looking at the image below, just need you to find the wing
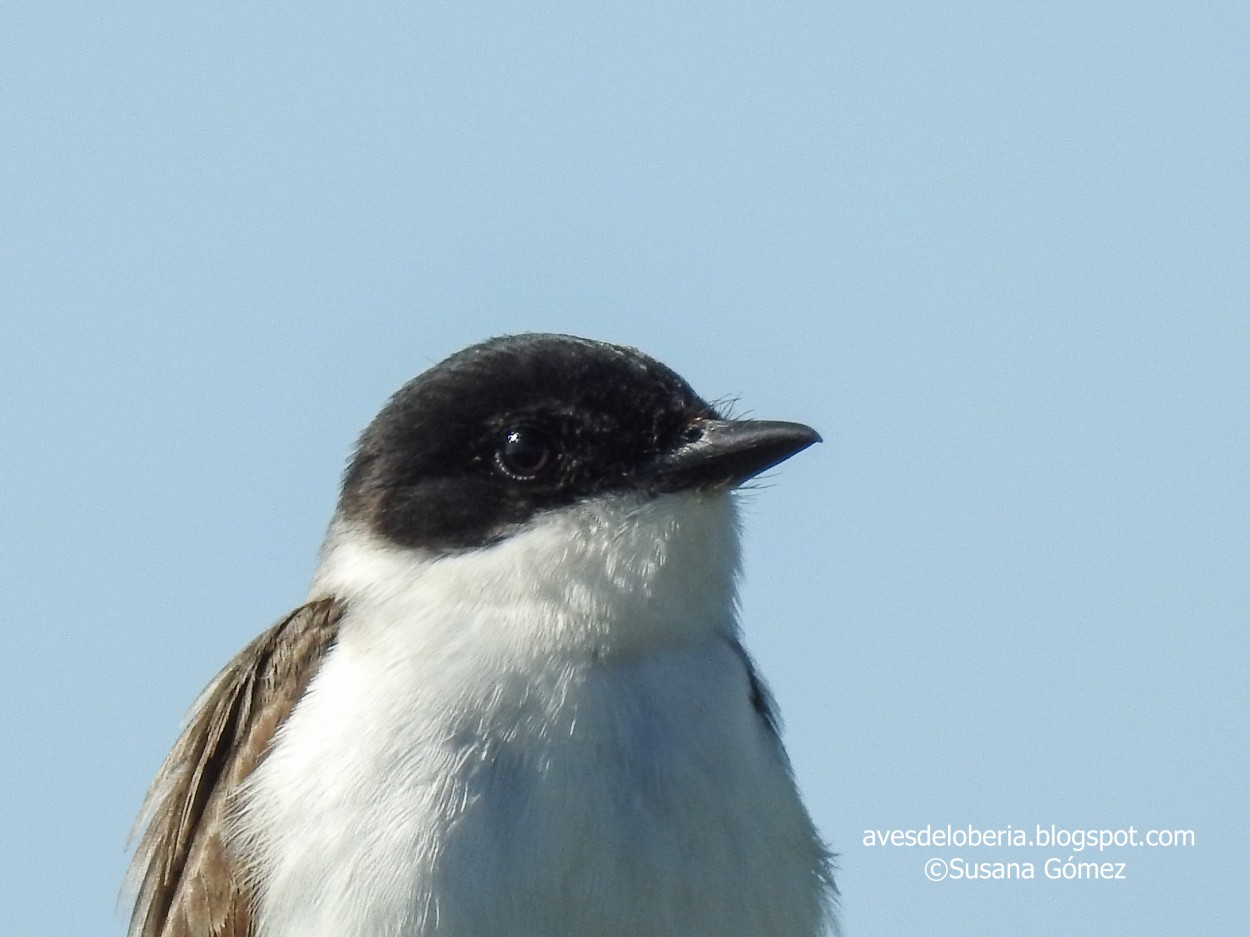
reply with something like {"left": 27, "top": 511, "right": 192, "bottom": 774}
{"left": 127, "top": 597, "right": 346, "bottom": 937}
{"left": 726, "top": 636, "right": 781, "bottom": 736}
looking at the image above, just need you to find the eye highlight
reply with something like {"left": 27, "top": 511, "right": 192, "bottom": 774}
{"left": 493, "top": 426, "right": 556, "bottom": 481}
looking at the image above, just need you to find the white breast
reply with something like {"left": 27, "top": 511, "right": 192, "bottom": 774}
{"left": 236, "top": 491, "right": 830, "bottom": 937}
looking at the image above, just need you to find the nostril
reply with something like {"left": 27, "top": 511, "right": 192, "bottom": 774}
{"left": 679, "top": 424, "right": 705, "bottom": 445}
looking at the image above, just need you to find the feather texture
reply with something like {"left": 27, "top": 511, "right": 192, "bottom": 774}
{"left": 127, "top": 598, "right": 345, "bottom": 937}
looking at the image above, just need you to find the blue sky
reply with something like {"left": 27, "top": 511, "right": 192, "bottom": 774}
{"left": 2, "top": 4, "right": 1246, "bottom": 935}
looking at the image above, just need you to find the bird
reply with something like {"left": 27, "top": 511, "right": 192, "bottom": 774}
{"left": 127, "top": 332, "right": 834, "bottom": 937}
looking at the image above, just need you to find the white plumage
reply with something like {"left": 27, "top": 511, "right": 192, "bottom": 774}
{"left": 236, "top": 490, "right": 830, "bottom": 937}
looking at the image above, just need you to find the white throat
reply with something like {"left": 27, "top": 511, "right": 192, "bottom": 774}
{"left": 235, "top": 489, "right": 826, "bottom": 937}
{"left": 310, "top": 488, "right": 743, "bottom": 659}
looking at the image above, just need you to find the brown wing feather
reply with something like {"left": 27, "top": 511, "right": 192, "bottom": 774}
{"left": 127, "top": 597, "right": 346, "bottom": 937}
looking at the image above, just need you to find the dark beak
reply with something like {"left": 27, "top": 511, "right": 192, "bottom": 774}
{"left": 649, "top": 419, "right": 821, "bottom": 492}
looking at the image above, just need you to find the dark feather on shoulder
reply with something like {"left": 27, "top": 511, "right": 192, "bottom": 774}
{"left": 127, "top": 598, "right": 345, "bottom": 937}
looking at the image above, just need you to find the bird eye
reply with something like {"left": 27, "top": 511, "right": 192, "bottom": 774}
{"left": 494, "top": 426, "right": 555, "bottom": 481}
